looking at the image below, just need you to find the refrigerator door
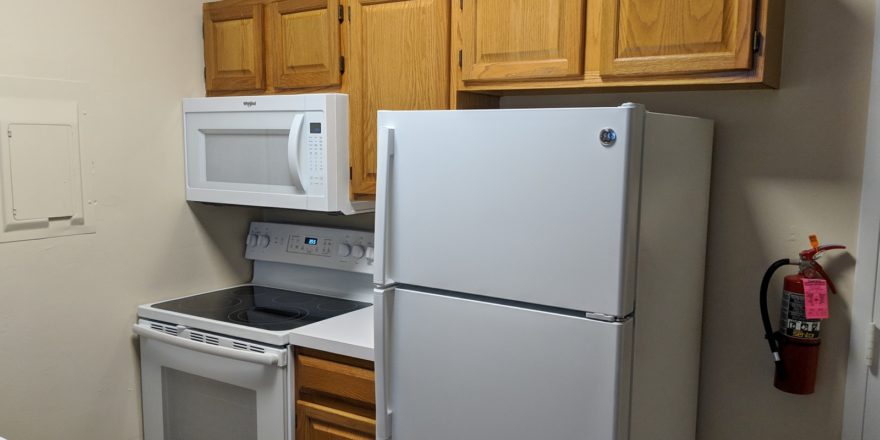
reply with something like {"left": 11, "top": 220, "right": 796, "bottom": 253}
{"left": 379, "top": 288, "right": 633, "bottom": 440}
{"left": 374, "top": 106, "right": 644, "bottom": 316}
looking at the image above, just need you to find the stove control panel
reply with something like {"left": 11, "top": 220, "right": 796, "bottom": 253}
{"left": 245, "top": 222, "right": 374, "bottom": 274}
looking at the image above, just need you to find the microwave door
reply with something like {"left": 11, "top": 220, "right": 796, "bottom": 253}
{"left": 286, "top": 113, "right": 306, "bottom": 194}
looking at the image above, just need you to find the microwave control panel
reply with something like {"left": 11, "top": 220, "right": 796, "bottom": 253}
{"left": 305, "top": 120, "right": 326, "bottom": 191}
{"left": 245, "top": 222, "right": 373, "bottom": 274}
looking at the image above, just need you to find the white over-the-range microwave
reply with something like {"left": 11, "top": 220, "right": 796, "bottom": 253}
{"left": 183, "top": 94, "right": 372, "bottom": 214}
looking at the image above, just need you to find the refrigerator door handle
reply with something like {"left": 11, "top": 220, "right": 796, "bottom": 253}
{"left": 374, "top": 127, "right": 395, "bottom": 285}
{"left": 374, "top": 288, "right": 393, "bottom": 439}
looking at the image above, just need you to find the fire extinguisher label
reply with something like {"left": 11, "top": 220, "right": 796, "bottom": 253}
{"left": 780, "top": 290, "right": 822, "bottom": 339}
{"left": 803, "top": 279, "right": 830, "bottom": 319}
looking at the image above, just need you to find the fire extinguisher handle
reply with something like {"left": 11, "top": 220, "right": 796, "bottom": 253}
{"left": 760, "top": 258, "right": 798, "bottom": 373}
{"left": 812, "top": 262, "right": 838, "bottom": 294}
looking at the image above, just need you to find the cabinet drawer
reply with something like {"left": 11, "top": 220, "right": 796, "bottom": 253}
{"left": 295, "top": 348, "right": 375, "bottom": 406}
{"left": 296, "top": 400, "right": 376, "bottom": 439}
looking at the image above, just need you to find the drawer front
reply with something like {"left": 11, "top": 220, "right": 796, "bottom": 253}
{"left": 296, "top": 400, "right": 376, "bottom": 439}
{"left": 296, "top": 349, "right": 376, "bottom": 406}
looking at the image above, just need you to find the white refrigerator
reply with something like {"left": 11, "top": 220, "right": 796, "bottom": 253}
{"left": 373, "top": 104, "right": 713, "bottom": 440}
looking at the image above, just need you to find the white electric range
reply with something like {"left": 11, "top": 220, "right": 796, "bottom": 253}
{"left": 133, "top": 222, "right": 375, "bottom": 440}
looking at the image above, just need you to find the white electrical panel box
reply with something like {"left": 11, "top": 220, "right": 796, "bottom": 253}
{"left": 0, "top": 95, "right": 94, "bottom": 242}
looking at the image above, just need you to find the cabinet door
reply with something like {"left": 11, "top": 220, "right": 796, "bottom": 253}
{"left": 296, "top": 401, "right": 376, "bottom": 440}
{"left": 266, "top": 0, "right": 342, "bottom": 90}
{"left": 204, "top": 3, "right": 266, "bottom": 93}
{"left": 461, "top": 0, "right": 586, "bottom": 82}
{"left": 600, "top": 0, "right": 756, "bottom": 76}
{"left": 348, "top": 0, "right": 450, "bottom": 197}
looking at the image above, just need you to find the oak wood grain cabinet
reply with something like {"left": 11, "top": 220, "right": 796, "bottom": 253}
{"left": 460, "top": 0, "right": 586, "bottom": 82}
{"left": 294, "top": 348, "right": 376, "bottom": 440}
{"left": 453, "top": 0, "right": 785, "bottom": 92}
{"left": 599, "top": 0, "right": 756, "bottom": 76}
{"left": 347, "top": 0, "right": 450, "bottom": 197}
{"left": 266, "top": 0, "right": 343, "bottom": 90}
{"left": 203, "top": 2, "right": 266, "bottom": 93}
{"left": 203, "top": 0, "right": 343, "bottom": 95}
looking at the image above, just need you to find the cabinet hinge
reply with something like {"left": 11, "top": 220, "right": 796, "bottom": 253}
{"left": 867, "top": 322, "right": 878, "bottom": 368}
{"left": 339, "top": 56, "right": 345, "bottom": 74}
{"left": 458, "top": 50, "right": 462, "bottom": 68}
{"left": 203, "top": 67, "right": 206, "bottom": 81}
{"left": 338, "top": 4, "right": 344, "bottom": 22}
{"left": 752, "top": 30, "right": 763, "bottom": 53}
{"left": 349, "top": 166, "right": 353, "bottom": 180}
{"left": 459, "top": 0, "right": 463, "bottom": 9}
{"left": 348, "top": 6, "right": 351, "bottom": 21}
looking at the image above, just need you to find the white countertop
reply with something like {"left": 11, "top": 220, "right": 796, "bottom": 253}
{"left": 288, "top": 306, "right": 374, "bottom": 361}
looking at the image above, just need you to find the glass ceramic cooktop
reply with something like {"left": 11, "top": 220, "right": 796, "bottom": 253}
{"left": 152, "top": 285, "right": 371, "bottom": 331}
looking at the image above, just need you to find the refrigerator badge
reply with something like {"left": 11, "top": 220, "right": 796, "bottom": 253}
{"left": 599, "top": 128, "right": 617, "bottom": 147}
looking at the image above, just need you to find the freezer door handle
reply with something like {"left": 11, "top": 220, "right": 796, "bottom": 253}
{"left": 374, "top": 127, "right": 395, "bottom": 285}
{"left": 132, "top": 324, "right": 286, "bottom": 367}
{"left": 374, "top": 289, "right": 393, "bottom": 439}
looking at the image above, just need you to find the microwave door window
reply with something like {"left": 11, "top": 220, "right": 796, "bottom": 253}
{"left": 202, "top": 129, "right": 294, "bottom": 186}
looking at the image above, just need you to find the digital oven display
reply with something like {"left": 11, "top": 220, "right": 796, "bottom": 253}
{"left": 304, "top": 237, "right": 319, "bottom": 246}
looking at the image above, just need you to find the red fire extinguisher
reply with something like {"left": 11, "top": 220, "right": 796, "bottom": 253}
{"left": 759, "top": 235, "right": 845, "bottom": 394}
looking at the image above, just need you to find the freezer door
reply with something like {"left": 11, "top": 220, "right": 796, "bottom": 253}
{"left": 381, "top": 288, "right": 633, "bottom": 440}
{"left": 375, "top": 106, "right": 644, "bottom": 316}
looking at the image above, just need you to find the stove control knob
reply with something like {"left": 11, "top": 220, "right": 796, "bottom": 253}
{"left": 246, "top": 234, "right": 258, "bottom": 247}
{"left": 337, "top": 243, "right": 352, "bottom": 257}
{"left": 258, "top": 235, "right": 271, "bottom": 248}
{"left": 365, "top": 246, "right": 375, "bottom": 264}
{"left": 351, "top": 245, "right": 366, "bottom": 259}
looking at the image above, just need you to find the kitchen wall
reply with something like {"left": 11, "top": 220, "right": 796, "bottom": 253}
{"left": 504, "top": 1, "right": 874, "bottom": 439}
{"left": 0, "top": 1, "right": 259, "bottom": 439}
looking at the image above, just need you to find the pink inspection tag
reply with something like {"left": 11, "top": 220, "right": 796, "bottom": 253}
{"left": 803, "top": 279, "right": 830, "bottom": 320}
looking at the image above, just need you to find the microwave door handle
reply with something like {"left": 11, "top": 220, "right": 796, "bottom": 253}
{"left": 287, "top": 113, "right": 307, "bottom": 193}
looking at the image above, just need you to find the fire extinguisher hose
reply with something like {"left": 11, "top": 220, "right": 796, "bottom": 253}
{"left": 760, "top": 258, "right": 796, "bottom": 376}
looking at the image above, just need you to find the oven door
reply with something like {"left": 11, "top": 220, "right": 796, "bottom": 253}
{"left": 135, "top": 321, "right": 289, "bottom": 440}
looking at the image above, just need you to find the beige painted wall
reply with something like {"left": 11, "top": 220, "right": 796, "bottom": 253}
{"left": 0, "top": 1, "right": 259, "bottom": 439}
{"left": 504, "top": 1, "right": 874, "bottom": 439}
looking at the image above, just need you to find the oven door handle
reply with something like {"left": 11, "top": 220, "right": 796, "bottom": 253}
{"left": 132, "top": 324, "right": 286, "bottom": 367}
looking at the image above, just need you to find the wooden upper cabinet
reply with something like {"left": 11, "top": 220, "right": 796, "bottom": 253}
{"left": 266, "top": 0, "right": 342, "bottom": 90}
{"left": 600, "top": 0, "right": 757, "bottom": 76}
{"left": 348, "top": 0, "right": 450, "bottom": 197}
{"left": 204, "top": 3, "right": 266, "bottom": 93}
{"left": 461, "top": 0, "right": 586, "bottom": 82}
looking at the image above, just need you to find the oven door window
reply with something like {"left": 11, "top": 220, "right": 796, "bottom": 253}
{"left": 162, "top": 367, "right": 258, "bottom": 440}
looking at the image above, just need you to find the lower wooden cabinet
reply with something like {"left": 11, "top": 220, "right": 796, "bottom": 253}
{"left": 294, "top": 348, "right": 376, "bottom": 439}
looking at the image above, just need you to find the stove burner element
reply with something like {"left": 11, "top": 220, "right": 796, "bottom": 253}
{"left": 150, "top": 285, "right": 371, "bottom": 331}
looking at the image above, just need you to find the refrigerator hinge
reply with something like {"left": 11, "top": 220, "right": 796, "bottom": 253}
{"left": 585, "top": 312, "right": 629, "bottom": 323}
{"left": 867, "top": 322, "right": 878, "bottom": 368}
